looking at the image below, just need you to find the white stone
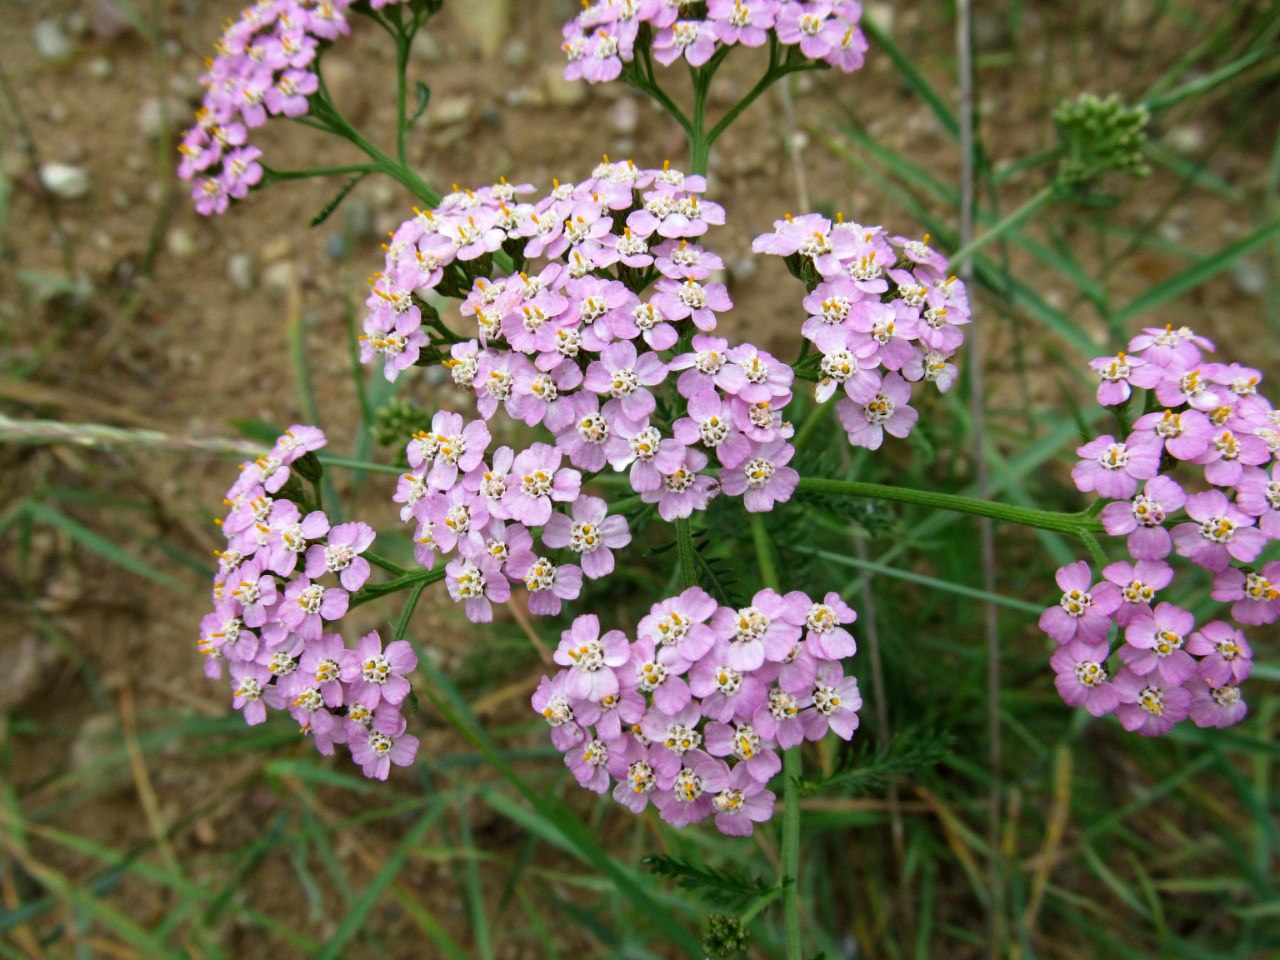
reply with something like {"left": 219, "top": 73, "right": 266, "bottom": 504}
{"left": 227, "top": 253, "right": 255, "bottom": 292}
{"left": 34, "top": 20, "right": 74, "bottom": 60}
{"left": 263, "top": 261, "right": 296, "bottom": 297}
{"left": 137, "top": 97, "right": 186, "bottom": 138}
{"left": 502, "top": 38, "right": 530, "bottom": 68}
{"left": 166, "top": 228, "right": 198, "bottom": 258}
{"left": 1233, "top": 258, "right": 1266, "bottom": 297}
{"left": 39, "top": 163, "right": 90, "bottom": 199}
{"left": 610, "top": 96, "right": 640, "bottom": 136}
{"left": 427, "top": 95, "right": 473, "bottom": 128}
{"left": 447, "top": 0, "right": 509, "bottom": 59}
{"left": 543, "top": 65, "right": 586, "bottom": 107}
{"left": 864, "top": 3, "right": 894, "bottom": 34}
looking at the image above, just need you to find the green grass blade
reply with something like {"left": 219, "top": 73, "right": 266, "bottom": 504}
{"left": 315, "top": 801, "right": 446, "bottom": 960}
{"left": 457, "top": 798, "right": 494, "bottom": 960}
{"left": 20, "top": 500, "right": 186, "bottom": 590}
{"left": 411, "top": 656, "right": 706, "bottom": 956}
{"left": 1116, "top": 219, "right": 1280, "bottom": 322}
{"left": 812, "top": 548, "right": 1043, "bottom": 614}
{"left": 858, "top": 17, "right": 959, "bottom": 138}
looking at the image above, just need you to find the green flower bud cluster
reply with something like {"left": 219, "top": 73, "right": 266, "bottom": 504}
{"left": 702, "top": 913, "right": 750, "bottom": 958}
{"left": 372, "top": 398, "right": 430, "bottom": 450}
{"left": 1054, "top": 93, "right": 1151, "bottom": 191}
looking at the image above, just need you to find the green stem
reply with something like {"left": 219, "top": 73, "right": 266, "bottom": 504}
{"left": 263, "top": 163, "right": 380, "bottom": 182}
{"left": 629, "top": 73, "right": 691, "bottom": 136}
{"left": 395, "top": 33, "right": 411, "bottom": 165}
{"left": 946, "top": 184, "right": 1055, "bottom": 268}
{"left": 791, "top": 400, "right": 832, "bottom": 452}
{"left": 364, "top": 550, "right": 409, "bottom": 576}
{"left": 674, "top": 518, "right": 699, "bottom": 590}
{"left": 751, "top": 510, "right": 801, "bottom": 960}
{"left": 689, "top": 62, "right": 713, "bottom": 176}
{"left": 298, "top": 52, "right": 442, "bottom": 211}
{"left": 749, "top": 513, "right": 780, "bottom": 590}
{"left": 795, "top": 476, "right": 1101, "bottom": 536}
{"left": 781, "top": 746, "right": 803, "bottom": 960}
{"left": 350, "top": 567, "right": 446, "bottom": 610}
{"left": 707, "top": 59, "right": 822, "bottom": 146}
{"left": 738, "top": 886, "right": 784, "bottom": 925}
{"left": 1079, "top": 530, "right": 1110, "bottom": 570}
{"left": 409, "top": 658, "right": 706, "bottom": 955}
{"left": 316, "top": 455, "right": 404, "bottom": 475}
{"left": 392, "top": 579, "right": 428, "bottom": 641}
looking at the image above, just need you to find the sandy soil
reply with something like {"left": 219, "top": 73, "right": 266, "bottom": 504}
{"left": 1, "top": 0, "right": 1276, "bottom": 956}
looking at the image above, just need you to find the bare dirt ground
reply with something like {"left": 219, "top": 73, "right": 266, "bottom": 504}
{"left": 2, "top": 0, "right": 1277, "bottom": 956}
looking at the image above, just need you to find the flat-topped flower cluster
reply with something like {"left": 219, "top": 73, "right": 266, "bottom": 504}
{"left": 751, "top": 214, "right": 971, "bottom": 449}
{"left": 199, "top": 426, "right": 420, "bottom": 780}
{"left": 367, "top": 160, "right": 967, "bottom": 627}
{"left": 561, "top": 0, "right": 868, "bottom": 80}
{"left": 1045, "top": 326, "right": 1279, "bottom": 734}
{"left": 533, "top": 587, "right": 860, "bottom": 834}
{"left": 178, "top": 0, "right": 418, "bottom": 215}
{"left": 397, "top": 409, "right": 634, "bottom": 621}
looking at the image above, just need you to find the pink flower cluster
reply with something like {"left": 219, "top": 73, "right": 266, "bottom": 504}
{"left": 752, "top": 216, "right": 971, "bottom": 450}
{"left": 367, "top": 161, "right": 808, "bottom": 562}
{"left": 394, "top": 409, "right": 633, "bottom": 621}
{"left": 178, "top": 0, "right": 413, "bottom": 215}
{"left": 1044, "top": 326, "right": 1279, "bottom": 735}
{"left": 532, "top": 587, "right": 860, "bottom": 833}
{"left": 561, "top": 0, "right": 868, "bottom": 81}
{"left": 199, "top": 426, "right": 420, "bottom": 780}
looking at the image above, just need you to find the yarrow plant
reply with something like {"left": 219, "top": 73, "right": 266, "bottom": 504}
{"left": 181, "top": 0, "right": 1271, "bottom": 954}
{"left": 1042, "top": 328, "right": 1278, "bottom": 734}
{"left": 560, "top": 0, "right": 868, "bottom": 80}
{"left": 200, "top": 425, "right": 421, "bottom": 779}
{"left": 535, "top": 589, "right": 860, "bottom": 834}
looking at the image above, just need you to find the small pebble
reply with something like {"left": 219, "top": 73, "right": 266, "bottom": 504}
{"left": 87, "top": 57, "right": 113, "bottom": 80}
{"left": 65, "top": 11, "right": 90, "bottom": 39}
{"left": 263, "top": 261, "right": 296, "bottom": 297}
{"left": 731, "top": 254, "right": 758, "bottom": 281}
{"left": 864, "top": 2, "right": 894, "bottom": 34}
{"left": 227, "top": 252, "right": 255, "bottom": 292}
{"left": 34, "top": 20, "right": 74, "bottom": 61}
{"left": 136, "top": 97, "right": 187, "bottom": 137}
{"left": 166, "top": 228, "right": 197, "bottom": 258}
{"left": 428, "top": 95, "right": 474, "bottom": 128}
{"left": 610, "top": 96, "right": 640, "bottom": 136}
{"left": 39, "top": 162, "right": 90, "bottom": 199}
{"left": 501, "top": 38, "right": 530, "bottom": 68}
{"left": 411, "top": 31, "right": 442, "bottom": 63}
{"left": 450, "top": 0, "right": 509, "bottom": 59}
{"left": 346, "top": 198, "right": 374, "bottom": 239}
{"left": 542, "top": 65, "right": 586, "bottom": 107}
{"left": 370, "top": 181, "right": 396, "bottom": 211}
{"left": 325, "top": 234, "right": 348, "bottom": 260}
{"left": 1163, "top": 124, "right": 1205, "bottom": 154}
{"left": 1232, "top": 258, "right": 1266, "bottom": 297}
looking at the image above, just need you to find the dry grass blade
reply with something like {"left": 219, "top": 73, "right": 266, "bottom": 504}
{"left": 1021, "top": 746, "right": 1074, "bottom": 938}
{"left": 471, "top": 670, "right": 542, "bottom": 718}
{"left": 283, "top": 778, "right": 469, "bottom": 956}
{"left": 118, "top": 685, "right": 181, "bottom": 876}
{"left": 0, "top": 866, "right": 48, "bottom": 960}
{"left": 0, "top": 415, "right": 260, "bottom": 458}
{"left": 506, "top": 598, "right": 554, "bottom": 665}
{"left": 913, "top": 784, "right": 988, "bottom": 903}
